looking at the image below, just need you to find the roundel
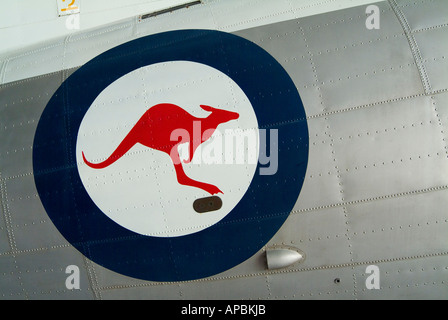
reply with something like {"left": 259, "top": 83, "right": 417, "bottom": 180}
{"left": 33, "top": 30, "right": 309, "bottom": 282}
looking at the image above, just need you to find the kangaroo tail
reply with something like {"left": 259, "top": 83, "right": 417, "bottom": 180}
{"left": 82, "top": 133, "right": 137, "bottom": 169}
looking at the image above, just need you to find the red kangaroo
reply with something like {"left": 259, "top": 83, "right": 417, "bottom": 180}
{"left": 82, "top": 103, "right": 239, "bottom": 195}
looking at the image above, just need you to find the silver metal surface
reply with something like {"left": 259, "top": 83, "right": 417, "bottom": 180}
{"left": 0, "top": 0, "right": 447, "bottom": 299}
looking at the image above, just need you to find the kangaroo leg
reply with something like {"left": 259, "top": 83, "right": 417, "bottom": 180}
{"left": 169, "top": 151, "right": 223, "bottom": 195}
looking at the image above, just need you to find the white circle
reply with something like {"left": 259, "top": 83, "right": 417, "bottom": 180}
{"left": 76, "top": 61, "right": 259, "bottom": 237}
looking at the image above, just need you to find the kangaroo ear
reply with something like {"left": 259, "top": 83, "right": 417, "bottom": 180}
{"left": 200, "top": 105, "right": 215, "bottom": 112}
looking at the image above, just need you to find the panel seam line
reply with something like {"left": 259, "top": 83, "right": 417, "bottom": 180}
{"left": 388, "top": 0, "right": 432, "bottom": 94}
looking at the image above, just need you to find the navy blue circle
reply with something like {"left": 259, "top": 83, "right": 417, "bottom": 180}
{"left": 33, "top": 30, "right": 308, "bottom": 281}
